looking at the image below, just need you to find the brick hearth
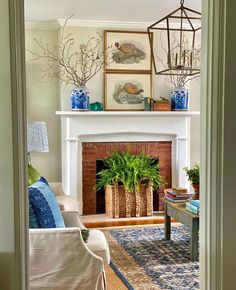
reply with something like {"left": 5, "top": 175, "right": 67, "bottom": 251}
{"left": 82, "top": 141, "right": 172, "bottom": 215}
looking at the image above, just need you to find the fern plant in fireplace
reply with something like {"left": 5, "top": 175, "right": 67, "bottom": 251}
{"left": 96, "top": 151, "right": 165, "bottom": 218}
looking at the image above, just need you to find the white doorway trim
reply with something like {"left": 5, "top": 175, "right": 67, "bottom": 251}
{"left": 5, "top": 0, "right": 236, "bottom": 288}
{"left": 200, "top": 0, "right": 236, "bottom": 289}
{"left": 0, "top": 0, "right": 28, "bottom": 288}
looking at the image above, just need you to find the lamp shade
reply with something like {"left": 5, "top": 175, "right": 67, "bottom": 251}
{"left": 27, "top": 122, "right": 49, "bottom": 153}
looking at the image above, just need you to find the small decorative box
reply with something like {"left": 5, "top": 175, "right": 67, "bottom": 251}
{"left": 153, "top": 97, "right": 171, "bottom": 111}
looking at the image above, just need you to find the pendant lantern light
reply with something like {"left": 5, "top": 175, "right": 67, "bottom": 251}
{"left": 147, "top": 0, "right": 201, "bottom": 76}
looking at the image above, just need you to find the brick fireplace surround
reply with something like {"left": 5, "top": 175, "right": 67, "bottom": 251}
{"left": 56, "top": 111, "right": 200, "bottom": 215}
{"left": 82, "top": 141, "right": 172, "bottom": 215}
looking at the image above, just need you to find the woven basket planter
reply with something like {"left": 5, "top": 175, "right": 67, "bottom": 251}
{"left": 105, "top": 183, "right": 153, "bottom": 218}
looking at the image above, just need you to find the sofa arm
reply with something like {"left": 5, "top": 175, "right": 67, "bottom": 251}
{"left": 49, "top": 182, "right": 65, "bottom": 196}
{"left": 61, "top": 211, "right": 86, "bottom": 229}
{"left": 29, "top": 228, "right": 105, "bottom": 290}
{"left": 56, "top": 195, "right": 80, "bottom": 212}
{"left": 49, "top": 182, "right": 80, "bottom": 212}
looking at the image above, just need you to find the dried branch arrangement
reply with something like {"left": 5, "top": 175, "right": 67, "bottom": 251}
{"left": 27, "top": 17, "right": 112, "bottom": 87}
{"left": 156, "top": 32, "right": 201, "bottom": 87}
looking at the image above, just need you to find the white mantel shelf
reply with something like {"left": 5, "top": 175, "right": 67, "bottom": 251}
{"left": 56, "top": 111, "right": 200, "bottom": 117}
{"left": 58, "top": 109, "right": 199, "bottom": 212}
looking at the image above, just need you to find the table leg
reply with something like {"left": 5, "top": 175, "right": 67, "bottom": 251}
{"left": 164, "top": 204, "right": 171, "bottom": 240}
{"left": 190, "top": 218, "right": 199, "bottom": 261}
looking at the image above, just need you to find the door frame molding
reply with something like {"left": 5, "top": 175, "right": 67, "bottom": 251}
{"left": 9, "top": 0, "right": 28, "bottom": 288}
{"left": 200, "top": 0, "right": 236, "bottom": 289}
{"left": 8, "top": 0, "right": 235, "bottom": 288}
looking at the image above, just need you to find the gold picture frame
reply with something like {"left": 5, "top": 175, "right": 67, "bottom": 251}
{"left": 104, "top": 72, "right": 153, "bottom": 111}
{"left": 104, "top": 30, "right": 153, "bottom": 73}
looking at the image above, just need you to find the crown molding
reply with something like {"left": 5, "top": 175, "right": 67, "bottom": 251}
{"left": 25, "top": 20, "right": 60, "bottom": 30}
{"left": 25, "top": 19, "right": 153, "bottom": 30}
{"left": 25, "top": 19, "right": 195, "bottom": 31}
{"left": 57, "top": 19, "right": 152, "bottom": 29}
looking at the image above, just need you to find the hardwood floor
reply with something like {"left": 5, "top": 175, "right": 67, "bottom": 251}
{"left": 82, "top": 212, "right": 166, "bottom": 228}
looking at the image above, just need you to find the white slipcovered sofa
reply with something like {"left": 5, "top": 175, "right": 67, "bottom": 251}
{"left": 29, "top": 183, "right": 110, "bottom": 290}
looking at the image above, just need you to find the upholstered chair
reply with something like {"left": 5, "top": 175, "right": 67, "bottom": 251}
{"left": 29, "top": 183, "right": 110, "bottom": 290}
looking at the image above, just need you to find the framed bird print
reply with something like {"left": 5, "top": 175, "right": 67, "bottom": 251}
{"left": 105, "top": 72, "right": 152, "bottom": 111}
{"left": 104, "top": 30, "right": 153, "bottom": 73}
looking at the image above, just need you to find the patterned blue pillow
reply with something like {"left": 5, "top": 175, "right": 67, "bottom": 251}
{"left": 29, "top": 181, "right": 65, "bottom": 228}
{"left": 38, "top": 176, "right": 49, "bottom": 186}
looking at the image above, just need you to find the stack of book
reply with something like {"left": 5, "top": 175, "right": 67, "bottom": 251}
{"left": 164, "top": 187, "right": 194, "bottom": 203}
{"left": 186, "top": 200, "right": 200, "bottom": 214}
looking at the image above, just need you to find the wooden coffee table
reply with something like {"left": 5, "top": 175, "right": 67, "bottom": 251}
{"left": 163, "top": 199, "right": 199, "bottom": 261}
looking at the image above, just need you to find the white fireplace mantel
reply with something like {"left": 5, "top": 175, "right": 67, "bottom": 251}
{"left": 56, "top": 111, "right": 200, "bottom": 117}
{"left": 56, "top": 110, "right": 200, "bottom": 212}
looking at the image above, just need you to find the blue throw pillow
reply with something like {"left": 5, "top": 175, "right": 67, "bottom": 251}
{"left": 38, "top": 176, "right": 49, "bottom": 186}
{"left": 29, "top": 180, "right": 65, "bottom": 228}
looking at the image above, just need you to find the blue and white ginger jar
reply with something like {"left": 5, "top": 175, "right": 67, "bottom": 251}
{"left": 171, "top": 86, "right": 189, "bottom": 111}
{"left": 71, "top": 86, "right": 90, "bottom": 110}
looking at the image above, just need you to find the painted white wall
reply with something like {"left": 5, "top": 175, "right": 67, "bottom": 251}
{"left": 24, "top": 0, "right": 201, "bottom": 22}
{"left": 25, "top": 29, "right": 61, "bottom": 182}
{"left": 25, "top": 24, "right": 200, "bottom": 181}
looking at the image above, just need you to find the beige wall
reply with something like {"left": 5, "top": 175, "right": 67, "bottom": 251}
{"left": 25, "top": 29, "right": 61, "bottom": 182}
{"left": 0, "top": 0, "right": 26, "bottom": 288}
{"left": 25, "top": 25, "right": 200, "bottom": 181}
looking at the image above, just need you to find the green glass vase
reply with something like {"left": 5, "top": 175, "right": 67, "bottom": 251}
{"left": 28, "top": 163, "right": 41, "bottom": 186}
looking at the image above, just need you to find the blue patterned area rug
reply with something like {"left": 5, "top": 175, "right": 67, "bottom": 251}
{"left": 103, "top": 225, "right": 199, "bottom": 290}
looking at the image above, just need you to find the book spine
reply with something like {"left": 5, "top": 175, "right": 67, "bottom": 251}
{"left": 186, "top": 203, "right": 199, "bottom": 214}
{"left": 186, "top": 206, "right": 198, "bottom": 215}
{"left": 172, "top": 187, "right": 188, "bottom": 194}
{"left": 166, "top": 193, "right": 188, "bottom": 200}
{"left": 190, "top": 200, "right": 200, "bottom": 208}
{"left": 164, "top": 196, "right": 188, "bottom": 203}
{"left": 167, "top": 191, "right": 193, "bottom": 199}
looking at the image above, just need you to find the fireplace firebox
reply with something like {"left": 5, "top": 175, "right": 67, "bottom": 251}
{"left": 82, "top": 141, "right": 172, "bottom": 215}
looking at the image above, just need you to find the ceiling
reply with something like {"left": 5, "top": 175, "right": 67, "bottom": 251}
{"left": 25, "top": 0, "right": 201, "bottom": 22}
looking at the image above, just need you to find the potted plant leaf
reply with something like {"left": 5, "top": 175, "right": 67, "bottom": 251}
{"left": 184, "top": 163, "right": 200, "bottom": 199}
{"left": 96, "top": 151, "right": 165, "bottom": 218}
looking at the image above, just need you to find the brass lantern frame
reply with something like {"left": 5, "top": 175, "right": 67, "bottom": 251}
{"left": 147, "top": 0, "right": 201, "bottom": 76}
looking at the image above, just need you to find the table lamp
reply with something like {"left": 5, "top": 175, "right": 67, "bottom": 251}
{"left": 27, "top": 121, "right": 49, "bottom": 185}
